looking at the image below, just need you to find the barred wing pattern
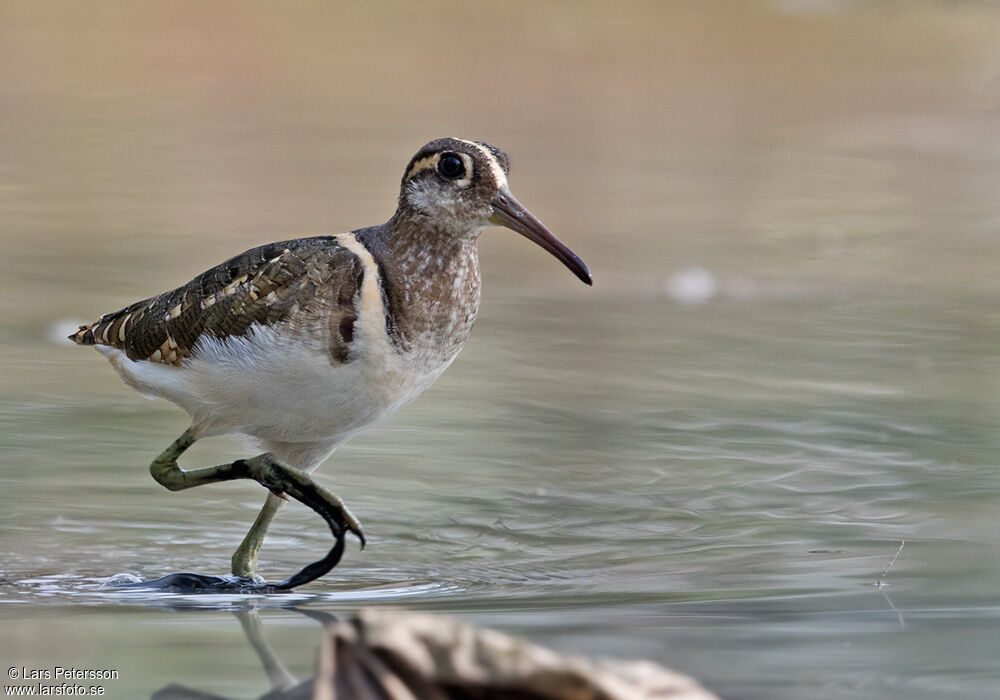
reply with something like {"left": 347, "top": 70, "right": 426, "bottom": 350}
{"left": 72, "top": 236, "right": 364, "bottom": 366}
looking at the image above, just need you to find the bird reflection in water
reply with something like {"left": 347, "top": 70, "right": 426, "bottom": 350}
{"left": 151, "top": 607, "right": 331, "bottom": 700}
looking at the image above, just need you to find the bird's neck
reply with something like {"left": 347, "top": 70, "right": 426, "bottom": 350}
{"left": 355, "top": 217, "right": 482, "bottom": 360}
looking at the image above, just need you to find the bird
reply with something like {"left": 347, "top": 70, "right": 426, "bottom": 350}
{"left": 71, "top": 138, "right": 592, "bottom": 591}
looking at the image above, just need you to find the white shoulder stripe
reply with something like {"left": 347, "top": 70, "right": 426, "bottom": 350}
{"left": 334, "top": 233, "right": 396, "bottom": 356}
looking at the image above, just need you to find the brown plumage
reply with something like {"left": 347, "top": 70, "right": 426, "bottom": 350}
{"left": 69, "top": 138, "right": 592, "bottom": 591}
{"left": 72, "top": 237, "right": 364, "bottom": 366}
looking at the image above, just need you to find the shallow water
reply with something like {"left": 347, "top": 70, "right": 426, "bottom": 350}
{"left": 2, "top": 2, "right": 1000, "bottom": 699}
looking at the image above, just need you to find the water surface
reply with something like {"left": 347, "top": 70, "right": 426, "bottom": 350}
{"left": 2, "top": 2, "right": 999, "bottom": 699}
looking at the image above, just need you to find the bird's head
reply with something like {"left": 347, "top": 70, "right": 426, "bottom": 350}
{"left": 397, "top": 138, "right": 592, "bottom": 285}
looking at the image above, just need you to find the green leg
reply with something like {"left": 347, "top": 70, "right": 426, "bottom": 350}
{"left": 148, "top": 428, "right": 365, "bottom": 585}
{"left": 231, "top": 493, "right": 285, "bottom": 579}
{"left": 235, "top": 609, "right": 297, "bottom": 691}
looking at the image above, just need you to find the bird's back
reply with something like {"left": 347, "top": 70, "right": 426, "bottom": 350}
{"left": 72, "top": 236, "right": 363, "bottom": 366}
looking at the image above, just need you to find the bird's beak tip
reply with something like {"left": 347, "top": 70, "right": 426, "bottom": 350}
{"left": 490, "top": 189, "right": 593, "bottom": 287}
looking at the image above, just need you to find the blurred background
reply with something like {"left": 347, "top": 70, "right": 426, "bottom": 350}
{"left": 1, "top": 1, "right": 999, "bottom": 698}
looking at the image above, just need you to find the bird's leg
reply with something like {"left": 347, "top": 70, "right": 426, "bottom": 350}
{"left": 143, "top": 427, "right": 365, "bottom": 590}
{"left": 231, "top": 492, "right": 286, "bottom": 579}
{"left": 234, "top": 609, "right": 298, "bottom": 692}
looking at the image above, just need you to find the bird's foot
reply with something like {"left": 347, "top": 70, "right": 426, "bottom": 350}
{"left": 113, "top": 456, "right": 355, "bottom": 592}
{"left": 112, "top": 572, "right": 289, "bottom": 594}
{"left": 108, "top": 534, "right": 343, "bottom": 593}
{"left": 143, "top": 433, "right": 364, "bottom": 591}
{"left": 237, "top": 454, "right": 366, "bottom": 549}
{"left": 219, "top": 453, "right": 362, "bottom": 589}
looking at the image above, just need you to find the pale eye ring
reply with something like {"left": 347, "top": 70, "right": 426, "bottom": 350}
{"left": 437, "top": 153, "right": 466, "bottom": 180}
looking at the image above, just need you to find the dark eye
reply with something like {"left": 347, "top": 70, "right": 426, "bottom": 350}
{"left": 438, "top": 154, "right": 465, "bottom": 180}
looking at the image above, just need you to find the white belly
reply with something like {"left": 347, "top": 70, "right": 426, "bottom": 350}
{"left": 98, "top": 321, "right": 454, "bottom": 467}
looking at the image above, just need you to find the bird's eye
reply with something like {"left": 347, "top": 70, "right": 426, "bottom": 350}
{"left": 438, "top": 154, "right": 465, "bottom": 180}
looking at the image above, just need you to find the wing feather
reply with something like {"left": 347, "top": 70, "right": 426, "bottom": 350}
{"left": 72, "top": 236, "right": 364, "bottom": 365}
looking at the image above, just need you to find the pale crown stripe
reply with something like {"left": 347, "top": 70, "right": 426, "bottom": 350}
{"left": 456, "top": 139, "right": 508, "bottom": 189}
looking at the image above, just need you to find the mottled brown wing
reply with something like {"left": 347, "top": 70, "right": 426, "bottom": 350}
{"left": 72, "top": 236, "right": 364, "bottom": 365}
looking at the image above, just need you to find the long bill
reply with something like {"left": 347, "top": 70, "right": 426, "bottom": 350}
{"left": 489, "top": 187, "right": 593, "bottom": 285}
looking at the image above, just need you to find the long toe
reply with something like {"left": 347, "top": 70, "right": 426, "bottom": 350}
{"left": 246, "top": 455, "right": 362, "bottom": 547}
{"left": 273, "top": 535, "right": 346, "bottom": 590}
{"left": 113, "top": 572, "right": 288, "bottom": 594}
{"left": 338, "top": 502, "right": 366, "bottom": 549}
